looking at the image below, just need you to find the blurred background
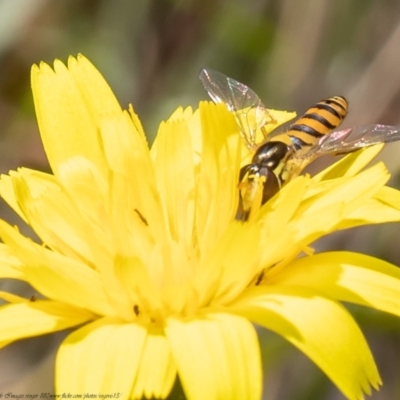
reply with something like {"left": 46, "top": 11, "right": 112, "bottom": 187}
{"left": 1, "top": 0, "right": 400, "bottom": 399}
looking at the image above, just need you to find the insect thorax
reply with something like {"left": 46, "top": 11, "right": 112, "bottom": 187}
{"left": 252, "top": 141, "right": 292, "bottom": 184}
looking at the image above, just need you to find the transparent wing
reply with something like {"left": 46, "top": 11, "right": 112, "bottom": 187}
{"left": 282, "top": 124, "right": 400, "bottom": 183}
{"left": 199, "top": 68, "right": 273, "bottom": 149}
{"left": 294, "top": 124, "right": 400, "bottom": 161}
{"left": 315, "top": 124, "right": 400, "bottom": 155}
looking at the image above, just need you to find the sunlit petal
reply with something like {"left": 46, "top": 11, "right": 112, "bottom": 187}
{"left": 57, "top": 318, "right": 147, "bottom": 399}
{"left": 166, "top": 314, "right": 262, "bottom": 400}
{"left": 0, "top": 301, "right": 95, "bottom": 349}
{"left": 232, "top": 286, "right": 380, "bottom": 400}
{"left": 131, "top": 331, "right": 176, "bottom": 399}
{"left": 271, "top": 251, "right": 400, "bottom": 317}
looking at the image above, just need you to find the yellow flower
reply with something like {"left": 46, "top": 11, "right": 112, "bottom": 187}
{"left": 1, "top": 55, "right": 400, "bottom": 400}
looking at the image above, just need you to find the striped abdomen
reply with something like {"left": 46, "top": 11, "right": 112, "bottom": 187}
{"left": 286, "top": 96, "right": 348, "bottom": 150}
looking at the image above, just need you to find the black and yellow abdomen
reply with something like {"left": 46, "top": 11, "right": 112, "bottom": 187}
{"left": 286, "top": 96, "right": 348, "bottom": 150}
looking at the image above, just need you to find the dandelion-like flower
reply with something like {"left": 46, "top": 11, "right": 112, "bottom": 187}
{"left": 1, "top": 55, "right": 400, "bottom": 400}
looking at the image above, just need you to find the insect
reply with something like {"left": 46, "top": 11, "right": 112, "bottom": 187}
{"left": 199, "top": 68, "right": 400, "bottom": 220}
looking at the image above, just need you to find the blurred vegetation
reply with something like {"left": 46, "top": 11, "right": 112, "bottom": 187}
{"left": 1, "top": 0, "right": 400, "bottom": 399}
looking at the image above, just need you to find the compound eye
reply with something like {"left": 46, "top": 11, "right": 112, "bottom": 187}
{"left": 260, "top": 167, "right": 280, "bottom": 203}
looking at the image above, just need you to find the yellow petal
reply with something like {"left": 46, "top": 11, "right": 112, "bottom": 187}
{"left": 256, "top": 164, "right": 391, "bottom": 272}
{"left": 289, "top": 163, "right": 389, "bottom": 247}
{"left": 0, "top": 301, "right": 94, "bottom": 349}
{"left": 272, "top": 251, "right": 400, "bottom": 317}
{"left": 57, "top": 156, "right": 108, "bottom": 211}
{"left": 31, "top": 55, "right": 121, "bottom": 176}
{"left": 0, "top": 220, "right": 113, "bottom": 316}
{"left": 298, "top": 162, "right": 389, "bottom": 217}
{"left": 11, "top": 169, "right": 106, "bottom": 265}
{"left": 336, "top": 186, "right": 400, "bottom": 229}
{"left": 0, "top": 173, "right": 27, "bottom": 222}
{"left": 197, "top": 221, "right": 262, "bottom": 306}
{"left": 131, "top": 331, "right": 176, "bottom": 399}
{"left": 113, "top": 254, "right": 161, "bottom": 318}
{"left": 232, "top": 286, "right": 380, "bottom": 400}
{"left": 100, "top": 112, "right": 168, "bottom": 250}
{"left": 151, "top": 117, "right": 196, "bottom": 246}
{"left": 0, "top": 291, "right": 30, "bottom": 303}
{"left": 100, "top": 111, "right": 150, "bottom": 185}
{"left": 128, "top": 104, "right": 147, "bottom": 145}
{"left": 262, "top": 202, "right": 343, "bottom": 270}
{"left": 67, "top": 55, "right": 122, "bottom": 118}
{"left": 165, "top": 313, "right": 262, "bottom": 400}
{"left": 256, "top": 176, "right": 309, "bottom": 266}
{"left": 0, "top": 168, "right": 59, "bottom": 223}
{"left": 195, "top": 102, "right": 241, "bottom": 254}
{"left": 0, "top": 243, "right": 24, "bottom": 279}
{"left": 258, "top": 175, "right": 308, "bottom": 224}
{"left": 313, "top": 144, "right": 384, "bottom": 182}
{"left": 56, "top": 318, "right": 147, "bottom": 399}
{"left": 163, "top": 105, "right": 201, "bottom": 165}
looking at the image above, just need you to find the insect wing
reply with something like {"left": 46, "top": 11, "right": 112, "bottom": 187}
{"left": 199, "top": 68, "right": 271, "bottom": 149}
{"left": 311, "top": 124, "right": 400, "bottom": 156}
{"left": 286, "top": 124, "right": 400, "bottom": 178}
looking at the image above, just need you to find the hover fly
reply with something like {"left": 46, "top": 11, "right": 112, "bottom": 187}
{"left": 199, "top": 68, "right": 400, "bottom": 220}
